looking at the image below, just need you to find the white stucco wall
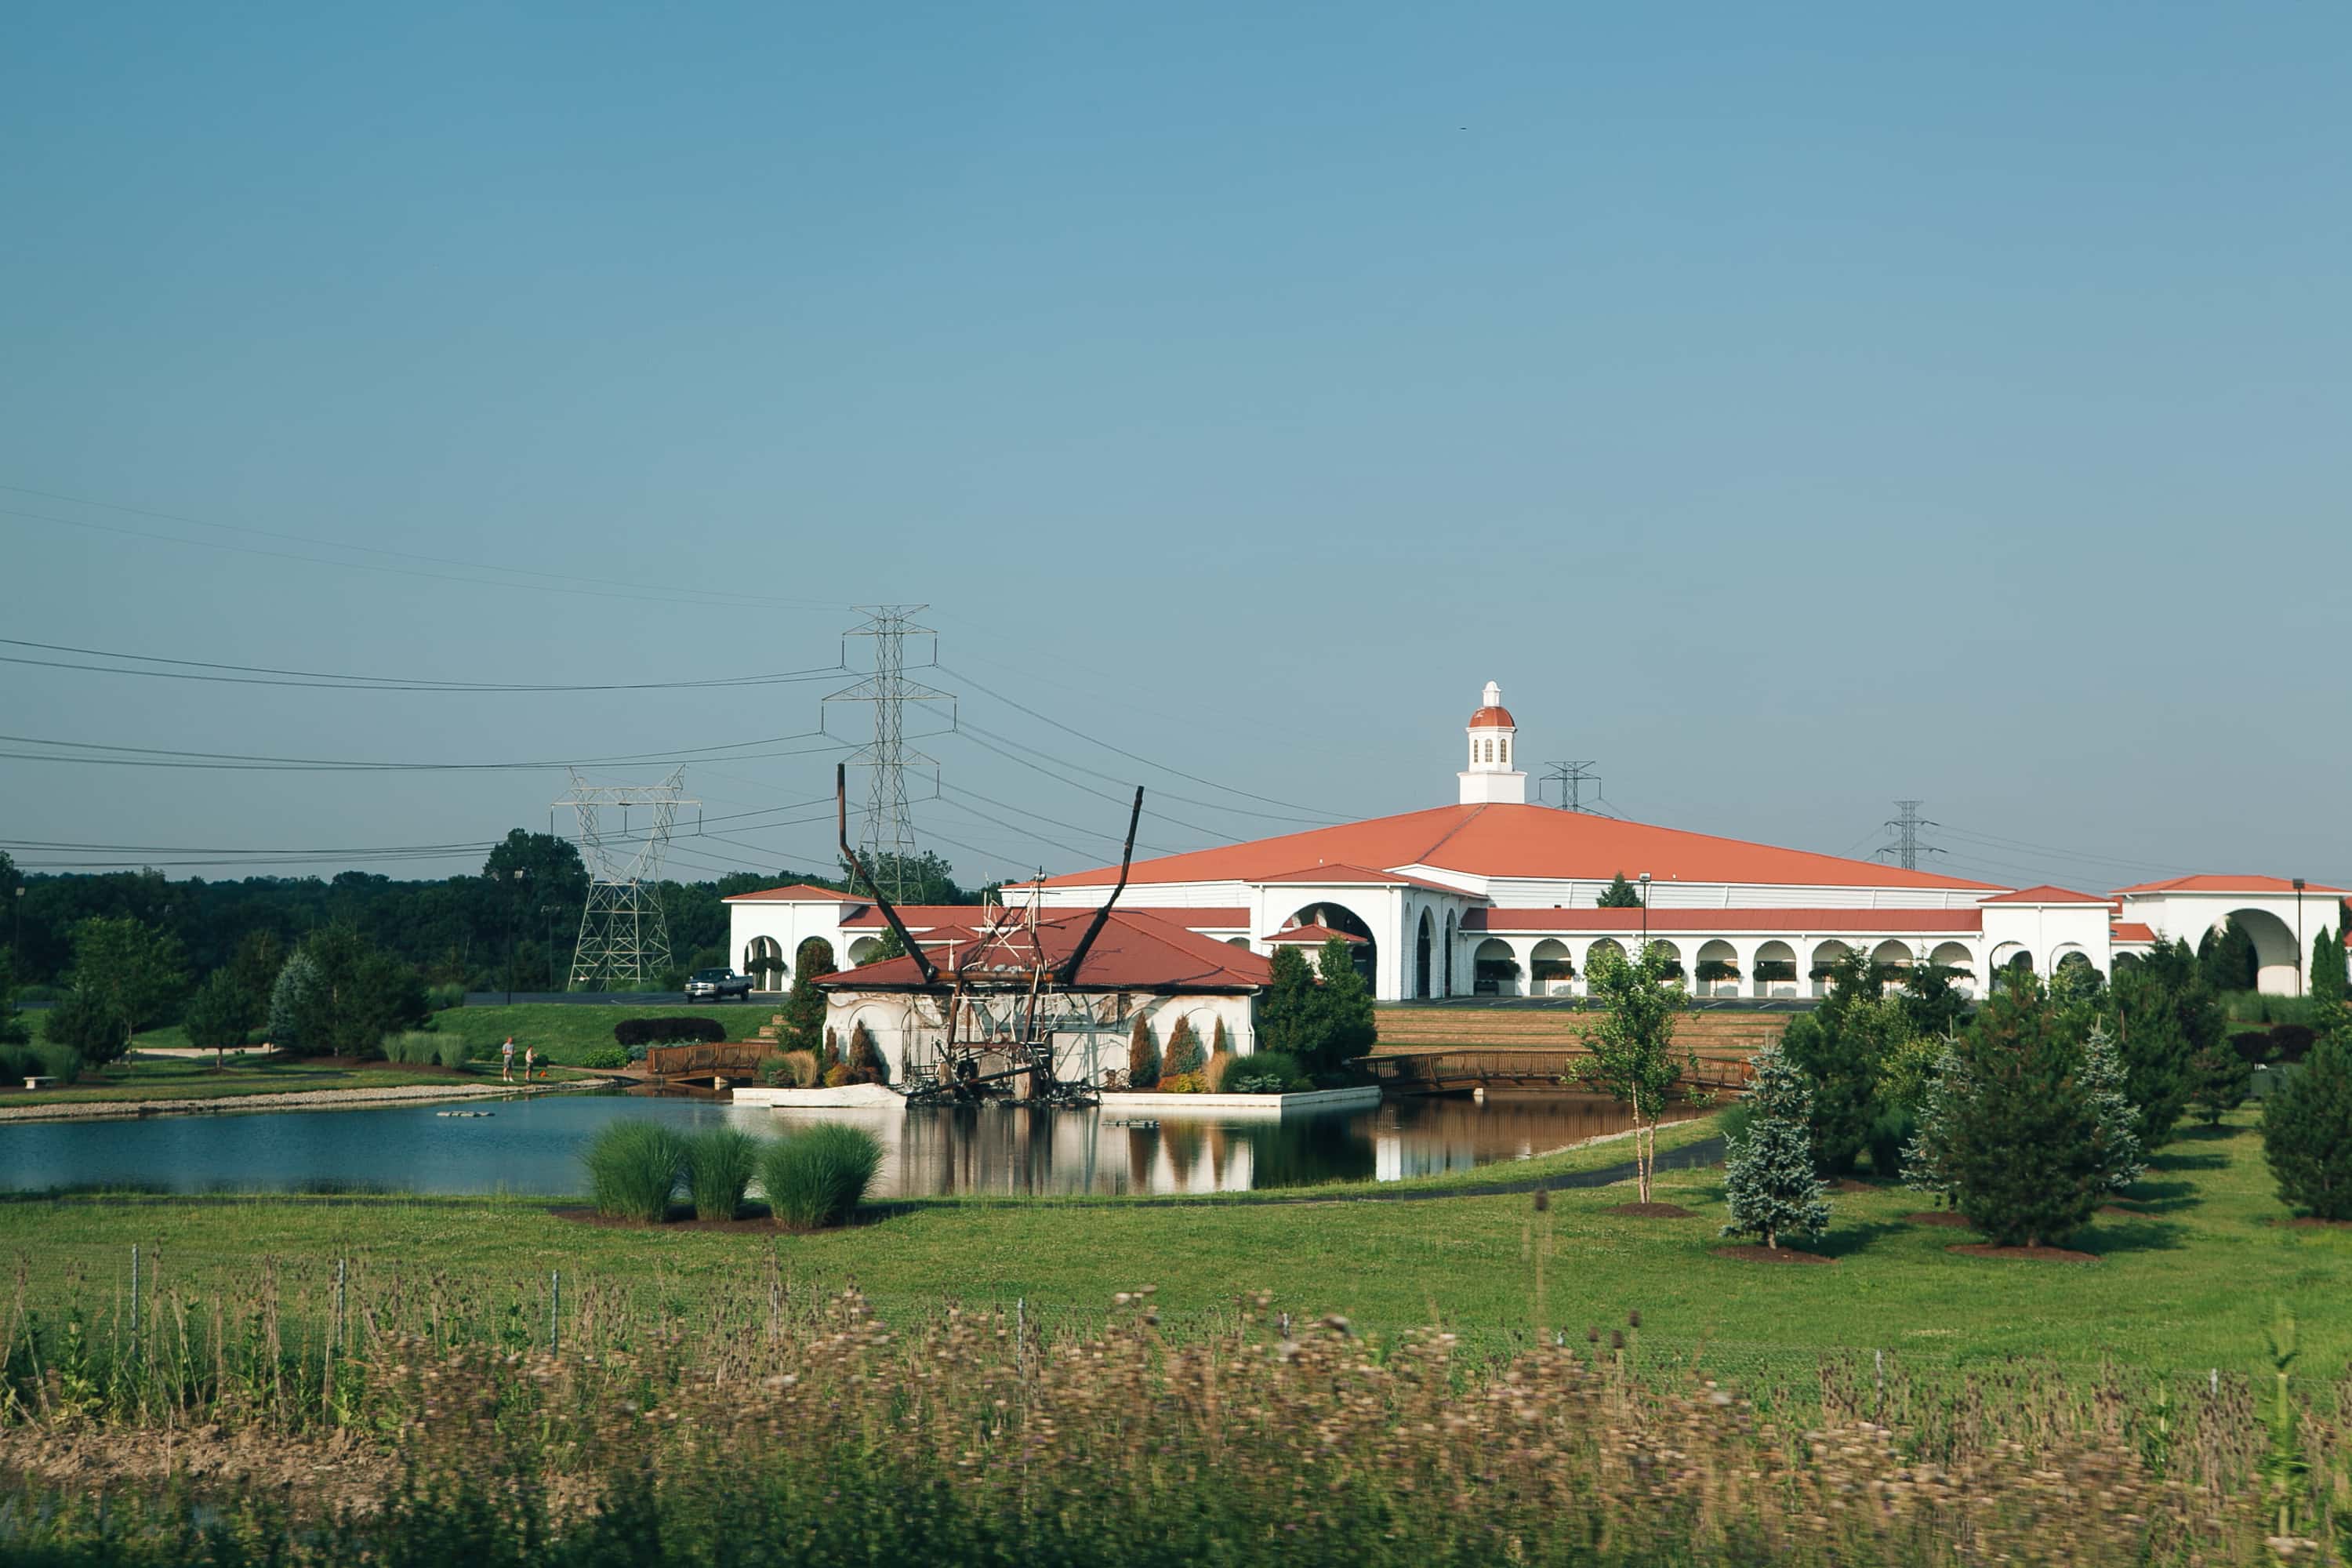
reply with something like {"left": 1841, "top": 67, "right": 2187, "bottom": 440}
{"left": 818, "top": 988, "right": 1259, "bottom": 1086}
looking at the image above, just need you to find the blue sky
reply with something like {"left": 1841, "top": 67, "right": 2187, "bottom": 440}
{"left": 3, "top": 2, "right": 2347, "bottom": 892}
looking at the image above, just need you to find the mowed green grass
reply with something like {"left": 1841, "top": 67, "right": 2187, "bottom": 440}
{"left": 121, "top": 1001, "right": 767, "bottom": 1069}
{"left": 1, "top": 1054, "right": 546, "bottom": 1107}
{"left": 5, "top": 1109, "right": 2341, "bottom": 1374}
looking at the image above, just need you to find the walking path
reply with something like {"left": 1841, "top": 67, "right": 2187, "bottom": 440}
{"left": 0, "top": 1081, "right": 590, "bottom": 1125}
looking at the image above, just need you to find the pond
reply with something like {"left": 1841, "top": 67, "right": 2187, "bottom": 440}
{"left": 0, "top": 1091, "right": 1693, "bottom": 1199}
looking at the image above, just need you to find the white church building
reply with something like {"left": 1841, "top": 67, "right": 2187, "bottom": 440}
{"left": 728, "top": 683, "right": 2344, "bottom": 1004}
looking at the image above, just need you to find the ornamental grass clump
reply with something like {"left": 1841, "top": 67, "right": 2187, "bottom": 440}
{"left": 581, "top": 1120, "right": 686, "bottom": 1222}
{"left": 759, "top": 1122, "right": 882, "bottom": 1229}
{"left": 684, "top": 1127, "right": 760, "bottom": 1221}
{"left": 382, "top": 1030, "right": 442, "bottom": 1065}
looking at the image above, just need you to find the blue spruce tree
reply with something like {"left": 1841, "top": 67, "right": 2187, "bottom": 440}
{"left": 1721, "top": 1045, "right": 1831, "bottom": 1250}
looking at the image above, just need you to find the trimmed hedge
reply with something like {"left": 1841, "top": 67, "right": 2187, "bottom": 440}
{"left": 613, "top": 1016, "right": 728, "bottom": 1048}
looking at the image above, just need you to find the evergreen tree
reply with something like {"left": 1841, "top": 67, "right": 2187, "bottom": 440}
{"left": 2081, "top": 1018, "right": 2147, "bottom": 1194}
{"left": 1778, "top": 952, "right": 1913, "bottom": 1177}
{"left": 2105, "top": 939, "right": 2205, "bottom": 1145}
{"left": 1900, "top": 1034, "right": 1969, "bottom": 1207}
{"left": 847, "top": 1023, "right": 887, "bottom": 1084}
{"left": 1934, "top": 976, "right": 2110, "bottom": 1248}
{"left": 1163, "top": 1017, "right": 1205, "bottom": 1078}
{"left": 778, "top": 938, "right": 834, "bottom": 1055}
{"left": 1595, "top": 873, "right": 1645, "bottom": 909}
{"left": 1720, "top": 1046, "right": 1831, "bottom": 1250}
{"left": 1256, "top": 946, "right": 1319, "bottom": 1062}
{"left": 1312, "top": 937, "right": 1377, "bottom": 1073}
{"left": 867, "top": 927, "right": 908, "bottom": 962}
{"left": 1211, "top": 1017, "right": 1230, "bottom": 1059}
{"left": 2187, "top": 1036, "right": 2254, "bottom": 1126}
{"left": 2199, "top": 918, "right": 2258, "bottom": 993}
{"left": 1897, "top": 960, "right": 1970, "bottom": 1039}
{"left": 266, "top": 949, "right": 326, "bottom": 1052}
{"left": 0, "top": 948, "right": 26, "bottom": 1048}
{"left": 2310, "top": 924, "right": 2347, "bottom": 1009}
{"left": 290, "top": 926, "right": 426, "bottom": 1056}
{"left": 1127, "top": 1015, "right": 1161, "bottom": 1088}
{"left": 2263, "top": 1019, "right": 2352, "bottom": 1220}
{"left": 1574, "top": 940, "right": 1692, "bottom": 1202}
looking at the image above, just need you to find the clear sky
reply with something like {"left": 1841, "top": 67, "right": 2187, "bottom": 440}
{"left": 4, "top": 2, "right": 2347, "bottom": 894}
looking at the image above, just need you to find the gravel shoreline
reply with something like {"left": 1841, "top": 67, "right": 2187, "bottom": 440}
{"left": 0, "top": 1081, "right": 601, "bottom": 1125}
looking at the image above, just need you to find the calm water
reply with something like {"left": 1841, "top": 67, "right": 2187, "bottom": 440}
{"left": 0, "top": 1091, "right": 1682, "bottom": 1198}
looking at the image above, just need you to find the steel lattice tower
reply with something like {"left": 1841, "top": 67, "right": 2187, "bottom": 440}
{"left": 826, "top": 606, "right": 954, "bottom": 902}
{"left": 554, "top": 768, "right": 698, "bottom": 989}
{"left": 1541, "top": 760, "right": 1601, "bottom": 811}
{"left": 1878, "top": 799, "right": 1944, "bottom": 872}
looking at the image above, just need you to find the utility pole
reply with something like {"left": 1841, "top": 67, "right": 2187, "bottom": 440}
{"left": 1541, "top": 760, "right": 1601, "bottom": 812}
{"left": 554, "top": 768, "right": 698, "bottom": 991}
{"left": 825, "top": 606, "right": 955, "bottom": 902}
{"left": 1877, "top": 800, "right": 1944, "bottom": 873}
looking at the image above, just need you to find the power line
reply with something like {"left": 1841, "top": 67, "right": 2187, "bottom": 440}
{"left": 0, "top": 483, "right": 840, "bottom": 612}
{"left": 0, "top": 637, "right": 848, "bottom": 694}
{"left": 0, "top": 729, "right": 853, "bottom": 773}
{"left": 939, "top": 663, "right": 1341, "bottom": 819}
{"left": 949, "top": 724, "right": 1240, "bottom": 847}
{"left": 1876, "top": 800, "right": 1944, "bottom": 873}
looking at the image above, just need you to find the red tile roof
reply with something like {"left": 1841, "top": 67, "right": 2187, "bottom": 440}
{"left": 2111, "top": 874, "right": 2350, "bottom": 896}
{"left": 1265, "top": 922, "right": 1368, "bottom": 945}
{"left": 818, "top": 909, "right": 1272, "bottom": 993}
{"left": 840, "top": 904, "right": 1250, "bottom": 930}
{"left": 1980, "top": 884, "right": 2110, "bottom": 905}
{"left": 1025, "top": 803, "right": 1999, "bottom": 894}
{"left": 1465, "top": 907, "right": 1984, "bottom": 935}
{"left": 1252, "top": 863, "right": 1466, "bottom": 893}
{"left": 720, "top": 883, "right": 856, "bottom": 904}
{"left": 2111, "top": 923, "right": 2157, "bottom": 944}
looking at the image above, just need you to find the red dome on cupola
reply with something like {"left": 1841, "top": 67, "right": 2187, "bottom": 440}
{"left": 1468, "top": 681, "right": 1515, "bottom": 728}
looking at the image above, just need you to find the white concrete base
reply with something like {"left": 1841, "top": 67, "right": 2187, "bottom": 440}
{"left": 731, "top": 1083, "right": 904, "bottom": 1110}
{"left": 1099, "top": 1085, "right": 1383, "bottom": 1119}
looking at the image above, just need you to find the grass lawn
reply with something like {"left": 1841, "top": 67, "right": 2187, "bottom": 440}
{"left": 5, "top": 1109, "right": 2342, "bottom": 1376}
{"left": 388, "top": 1001, "right": 771, "bottom": 1065}
{"left": 2, "top": 1053, "right": 593, "bottom": 1108}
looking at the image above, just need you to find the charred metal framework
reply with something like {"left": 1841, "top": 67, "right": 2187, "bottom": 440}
{"left": 837, "top": 765, "right": 1142, "bottom": 1105}
{"left": 556, "top": 768, "right": 699, "bottom": 990}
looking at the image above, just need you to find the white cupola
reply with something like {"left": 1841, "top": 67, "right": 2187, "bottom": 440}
{"left": 1458, "top": 680, "right": 1527, "bottom": 804}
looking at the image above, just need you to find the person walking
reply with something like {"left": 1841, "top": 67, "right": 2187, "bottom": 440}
{"left": 501, "top": 1036, "right": 516, "bottom": 1083}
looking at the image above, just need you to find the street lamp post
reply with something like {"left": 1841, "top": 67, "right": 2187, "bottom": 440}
{"left": 1637, "top": 873, "right": 1652, "bottom": 949}
{"left": 505, "top": 869, "right": 529, "bottom": 1006}
{"left": 541, "top": 904, "right": 564, "bottom": 990}
{"left": 2295, "top": 877, "right": 2307, "bottom": 997}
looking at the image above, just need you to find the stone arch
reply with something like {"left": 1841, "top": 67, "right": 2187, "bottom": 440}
{"left": 1443, "top": 910, "right": 1457, "bottom": 996}
{"left": 1414, "top": 908, "right": 1433, "bottom": 1000}
{"left": 1695, "top": 938, "right": 1740, "bottom": 997}
{"left": 1753, "top": 939, "right": 1798, "bottom": 997}
{"left": 1584, "top": 937, "right": 1627, "bottom": 976}
{"left": 1473, "top": 937, "right": 1519, "bottom": 995}
{"left": 1529, "top": 938, "right": 1573, "bottom": 994}
{"left": 794, "top": 936, "right": 836, "bottom": 979}
{"left": 847, "top": 935, "right": 887, "bottom": 967}
{"left": 1283, "top": 901, "right": 1378, "bottom": 986}
{"left": 1871, "top": 939, "right": 1916, "bottom": 975}
{"left": 744, "top": 935, "right": 787, "bottom": 992}
{"left": 1225, "top": 936, "right": 1251, "bottom": 949}
{"left": 1928, "top": 941, "right": 1975, "bottom": 996}
{"left": 1809, "top": 940, "right": 1853, "bottom": 998}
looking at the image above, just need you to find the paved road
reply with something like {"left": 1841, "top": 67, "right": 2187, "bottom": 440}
{"left": 460, "top": 992, "right": 772, "bottom": 1007}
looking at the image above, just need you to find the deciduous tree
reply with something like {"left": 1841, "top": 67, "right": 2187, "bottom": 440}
{"left": 1573, "top": 940, "right": 1692, "bottom": 1202}
{"left": 56, "top": 916, "right": 188, "bottom": 1062}
{"left": 182, "top": 967, "right": 254, "bottom": 1069}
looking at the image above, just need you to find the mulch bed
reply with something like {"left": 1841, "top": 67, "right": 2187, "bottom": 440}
{"left": 1712, "top": 1245, "right": 1835, "bottom": 1265}
{"left": 1828, "top": 1178, "right": 1882, "bottom": 1193}
{"left": 1947, "top": 1243, "right": 2097, "bottom": 1264}
{"left": 2283, "top": 1217, "right": 2352, "bottom": 1230}
{"left": 1904, "top": 1211, "right": 1976, "bottom": 1229}
{"left": 2098, "top": 1205, "right": 2149, "bottom": 1218}
{"left": 1604, "top": 1202, "right": 1699, "bottom": 1218}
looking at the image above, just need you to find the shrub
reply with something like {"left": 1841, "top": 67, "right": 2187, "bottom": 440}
{"left": 2230, "top": 1030, "right": 2277, "bottom": 1065}
{"left": 1163, "top": 1018, "right": 1204, "bottom": 1078}
{"left": 581, "top": 1122, "right": 686, "bottom": 1222}
{"left": 1127, "top": 1017, "right": 1160, "bottom": 1089}
{"left": 822, "top": 1062, "right": 851, "bottom": 1088}
{"left": 846, "top": 1024, "right": 888, "bottom": 1085}
{"left": 2263, "top": 1025, "right": 2352, "bottom": 1219}
{"left": 684, "top": 1127, "right": 760, "bottom": 1221}
{"left": 2269, "top": 1024, "right": 2315, "bottom": 1065}
{"left": 426, "top": 982, "right": 466, "bottom": 1012}
{"left": 759, "top": 1123, "right": 882, "bottom": 1229}
{"left": 780, "top": 1050, "right": 818, "bottom": 1087}
{"left": 1157, "top": 1072, "right": 1205, "bottom": 1094}
{"left": 580, "top": 1045, "right": 629, "bottom": 1071}
{"left": 612, "top": 1016, "right": 728, "bottom": 1048}
{"left": 1201, "top": 1051, "right": 1232, "bottom": 1091}
{"left": 383, "top": 1031, "right": 443, "bottom": 1065}
{"left": 1225, "top": 1050, "right": 1305, "bottom": 1094}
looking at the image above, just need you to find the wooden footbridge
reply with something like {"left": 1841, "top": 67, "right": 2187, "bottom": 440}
{"left": 641, "top": 1043, "right": 777, "bottom": 1085}
{"left": 1360, "top": 1004, "right": 1793, "bottom": 1096}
